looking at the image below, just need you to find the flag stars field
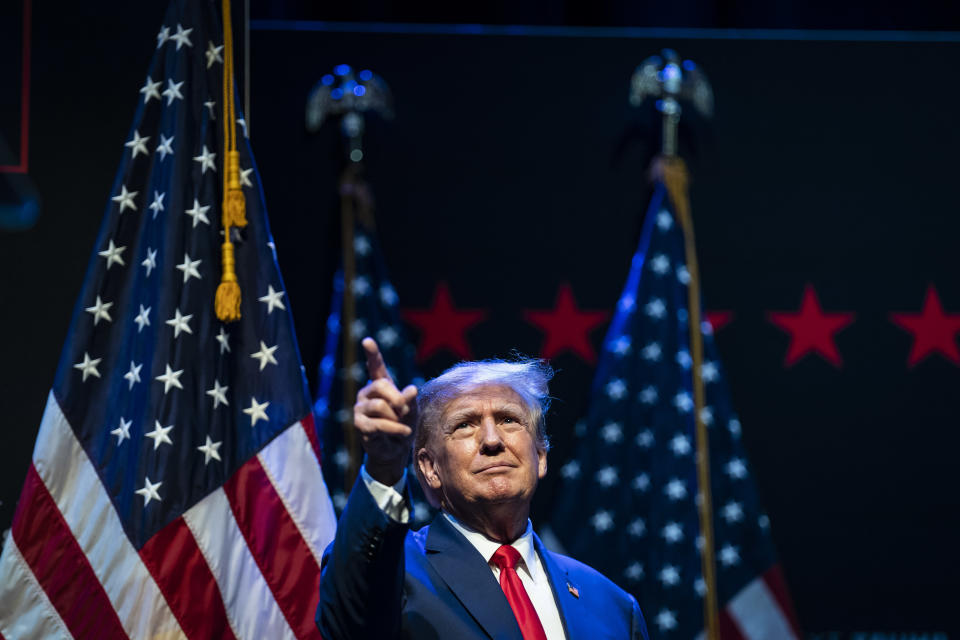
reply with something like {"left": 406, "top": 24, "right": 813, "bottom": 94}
{"left": 85, "top": 296, "right": 113, "bottom": 325}
{"left": 140, "top": 76, "right": 161, "bottom": 103}
{"left": 184, "top": 198, "right": 211, "bottom": 227}
{"left": 124, "top": 361, "right": 142, "bottom": 389}
{"left": 197, "top": 436, "right": 222, "bottom": 464}
{"left": 135, "top": 477, "right": 162, "bottom": 506}
{"left": 175, "top": 253, "right": 202, "bottom": 282}
{"left": 125, "top": 131, "right": 150, "bottom": 158}
{"left": 162, "top": 78, "right": 184, "bottom": 105}
{"left": 99, "top": 239, "right": 126, "bottom": 269}
{"left": 134, "top": 304, "right": 151, "bottom": 331}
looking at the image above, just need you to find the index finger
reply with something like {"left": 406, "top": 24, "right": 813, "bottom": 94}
{"left": 362, "top": 337, "right": 393, "bottom": 383}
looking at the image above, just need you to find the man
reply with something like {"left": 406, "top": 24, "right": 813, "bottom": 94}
{"left": 316, "top": 337, "right": 649, "bottom": 640}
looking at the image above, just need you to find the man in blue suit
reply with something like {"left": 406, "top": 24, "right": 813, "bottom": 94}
{"left": 316, "top": 338, "right": 649, "bottom": 640}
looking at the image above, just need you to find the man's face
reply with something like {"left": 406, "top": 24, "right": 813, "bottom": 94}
{"left": 418, "top": 384, "right": 547, "bottom": 516}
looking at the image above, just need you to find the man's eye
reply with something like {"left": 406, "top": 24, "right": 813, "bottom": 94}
{"left": 502, "top": 417, "right": 516, "bottom": 423}
{"left": 454, "top": 422, "right": 470, "bottom": 430}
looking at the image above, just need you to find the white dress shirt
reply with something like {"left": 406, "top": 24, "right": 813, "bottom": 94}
{"left": 360, "top": 466, "right": 568, "bottom": 639}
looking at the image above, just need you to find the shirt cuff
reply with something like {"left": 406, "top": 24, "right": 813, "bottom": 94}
{"left": 360, "top": 465, "right": 410, "bottom": 524}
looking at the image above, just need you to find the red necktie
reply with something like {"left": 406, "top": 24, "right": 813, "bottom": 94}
{"left": 491, "top": 545, "right": 548, "bottom": 640}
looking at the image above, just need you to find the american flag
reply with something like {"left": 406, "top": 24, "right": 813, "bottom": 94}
{"left": 312, "top": 196, "right": 432, "bottom": 524}
{"left": 547, "top": 183, "right": 800, "bottom": 639}
{"left": 0, "top": 1, "right": 336, "bottom": 638}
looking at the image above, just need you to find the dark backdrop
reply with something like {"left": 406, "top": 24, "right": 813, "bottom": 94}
{"left": 2, "top": 1, "right": 958, "bottom": 637}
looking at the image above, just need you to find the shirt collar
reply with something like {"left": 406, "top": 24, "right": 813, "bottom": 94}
{"left": 442, "top": 511, "right": 541, "bottom": 581}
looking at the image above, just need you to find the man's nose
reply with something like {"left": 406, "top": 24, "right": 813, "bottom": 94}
{"left": 478, "top": 417, "right": 504, "bottom": 452}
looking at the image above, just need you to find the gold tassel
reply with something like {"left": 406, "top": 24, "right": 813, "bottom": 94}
{"left": 215, "top": 239, "right": 242, "bottom": 321}
{"left": 223, "top": 150, "right": 247, "bottom": 228}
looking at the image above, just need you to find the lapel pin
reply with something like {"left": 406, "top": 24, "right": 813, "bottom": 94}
{"left": 567, "top": 582, "right": 579, "bottom": 598}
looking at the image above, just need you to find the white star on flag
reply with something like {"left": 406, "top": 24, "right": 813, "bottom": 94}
{"left": 701, "top": 361, "right": 718, "bottom": 382}
{"left": 661, "top": 522, "right": 684, "bottom": 543}
{"left": 141, "top": 248, "right": 157, "bottom": 276}
{"left": 155, "top": 25, "right": 170, "bottom": 48}
{"left": 351, "top": 276, "right": 370, "bottom": 296}
{"left": 148, "top": 190, "right": 165, "bottom": 218}
{"left": 258, "top": 285, "right": 286, "bottom": 314}
{"left": 625, "top": 562, "right": 644, "bottom": 580}
{"left": 627, "top": 518, "right": 646, "bottom": 537}
{"left": 197, "top": 436, "right": 223, "bottom": 464}
{"left": 240, "top": 167, "right": 253, "bottom": 187}
{"left": 123, "top": 361, "right": 142, "bottom": 389}
{"left": 134, "top": 304, "right": 151, "bottom": 332}
{"left": 664, "top": 478, "right": 687, "bottom": 501}
{"left": 655, "top": 609, "right": 678, "bottom": 631}
{"left": 111, "top": 417, "right": 132, "bottom": 445}
{"left": 560, "top": 460, "right": 580, "bottom": 479}
{"left": 111, "top": 185, "right": 138, "bottom": 213}
{"left": 85, "top": 296, "right": 113, "bottom": 325}
{"left": 673, "top": 391, "right": 693, "bottom": 413}
{"left": 170, "top": 23, "right": 193, "bottom": 50}
{"left": 145, "top": 420, "right": 174, "bottom": 450}
{"left": 645, "top": 298, "right": 666, "bottom": 319}
{"left": 590, "top": 510, "right": 614, "bottom": 532}
{"left": 635, "top": 430, "right": 654, "bottom": 449}
{"left": 205, "top": 41, "right": 223, "bottom": 68}
{"left": 193, "top": 145, "right": 217, "bottom": 174}
{"left": 156, "top": 133, "right": 174, "bottom": 160}
{"left": 354, "top": 235, "right": 371, "bottom": 256}
{"left": 155, "top": 364, "right": 185, "bottom": 393}
{"left": 376, "top": 326, "right": 399, "bottom": 348}
{"left": 650, "top": 253, "right": 670, "bottom": 274}
{"left": 162, "top": 78, "right": 184, "bottom": 105}
{"left": 719, "top": 544, "right": 741, "bottom": 567}
{"left": 166, "top": 309, "right": 194, "bottom": 338}
{"left": 600, "top": 422, "right": 623, "bottom": 443}
{"left": 631, "top": 473, "right": 651, "bottom": 491}
{"left": 669, "top": 433, "right": 691, "bottom": 456}
{"left": 641, "top": 342, "right": 662, "bottom": 361}
{"left": 175, "top": 253, "right": 202, "bottom": 283}
{"left": 639, "top": 385, "right": 658, "bottom": 404}
{"left": 206, "top": 380, "right": 228, "bottom": 408}
{"left": 140, "top": 76, "right": 161, "bottom": 103}
{"left": 658, "top": 565, "right": 680, "bottom": 587}
{"left": 595, "top": 466, "right": 619, "bottom": 487}
{"left": 656, "top": 209, "right": 673, "bottom": 230}
{"left": 215, "top": 327, "right": 231, "bottom": 354}
{"left": 73, "top": 352, "right": 102, "bottom": 381}
{"left": 250, "top": 341, "right": 279, "bottom": 371}
{"left": 725, "top": 458, "right": 748, "bottom": 479}
{"left": 204, "top": 99, "right": 216, "bottom": 118}
{"left": 184, "top": 198, "right": 211, "bottom": 227}
{"left": 605, "top": 378, "right": 627, "bottom": 400}
{"left": 136, "top": 477, "right": 162, "bottom": 506}
{"left": 125, "top": 130, "right": 150, "bottom": 158}
{"left": 243, "top": 397, "right": 270, "bottom": 426}
{"left": 723, "top": 501, "right": 744, "bottom": 523}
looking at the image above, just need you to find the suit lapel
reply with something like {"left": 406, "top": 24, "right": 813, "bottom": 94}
{"left": 534, "top": 533, "right": 589, "bottom": 640}
{"left": 425, "top": 515, "right": 524, "bottom": 640}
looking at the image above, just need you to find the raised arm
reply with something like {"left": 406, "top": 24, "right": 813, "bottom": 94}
{"left": 316, "top": 338, "right": 418, "bottom": 640}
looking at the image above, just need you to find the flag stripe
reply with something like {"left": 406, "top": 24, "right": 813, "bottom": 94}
{"left": 183, "top": 486, "right": 297, "bottom": 640}
{"left": 258, "top": 417, "right": 337, "bottom": 565}
{"left": 718, "top": 607, "right": 746, "bottom": 640}
{"left": 225, "top": 445, "right": 324, "bottom": 639}
{"left": 727, "top": 575, "right": 798, "bottom": 640}
{"left": 300, "top": 412, "right": 324, "bottom": 463}
{"left": 32, "top": 391, "right": 184, "bottom": 639}
{"left": 762, "top": 565, "right": 801, "bottom": 634}
{"left": 140, "top": 516, "right": 239, "bottom": 640}
{"left": 12, "top": 464, "right": 128, "bottom": 639}
{"left": 0, "top": 536, "right": 71, "bottom": 640}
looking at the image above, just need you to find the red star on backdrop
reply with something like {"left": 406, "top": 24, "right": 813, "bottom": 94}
{"left": 890, "top": 285, "right": 960, "bottom": 367}
{"left": 523, "top": 283, "right": 610, "bottom": 364}
{"left": 768, "top": 284, "right": 856, "bottom": 368}
{"left": 402, "top": 282, "right": 488, "bottom": 361}
{"left": 705, "top": 310, "right": 734, "bottom": 333}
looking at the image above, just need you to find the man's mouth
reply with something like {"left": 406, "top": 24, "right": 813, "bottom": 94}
{"left": 476, "top": 463, "right": 515, "bottom": 473}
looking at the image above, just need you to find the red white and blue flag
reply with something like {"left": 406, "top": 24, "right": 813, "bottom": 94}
{"left": 548, "top": 183, "right": 801, "bottom": 639}
{"left": 0, "top": 1, "right": 336, "bottom": 637}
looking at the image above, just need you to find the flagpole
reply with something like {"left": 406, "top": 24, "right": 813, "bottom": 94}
{"left": 634, "top": 50, "right": 719, "bottom": 639}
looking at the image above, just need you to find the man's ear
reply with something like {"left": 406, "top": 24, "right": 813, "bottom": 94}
{"left": 537, "top": 446, "right": 547, "bottom": 480}
{"left": 417, "top": 447, "right": 442, "bottom": 491}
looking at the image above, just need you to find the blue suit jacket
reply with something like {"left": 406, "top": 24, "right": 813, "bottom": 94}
{"left": 317, "top": 476, "right": 649, "bottom": 640}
